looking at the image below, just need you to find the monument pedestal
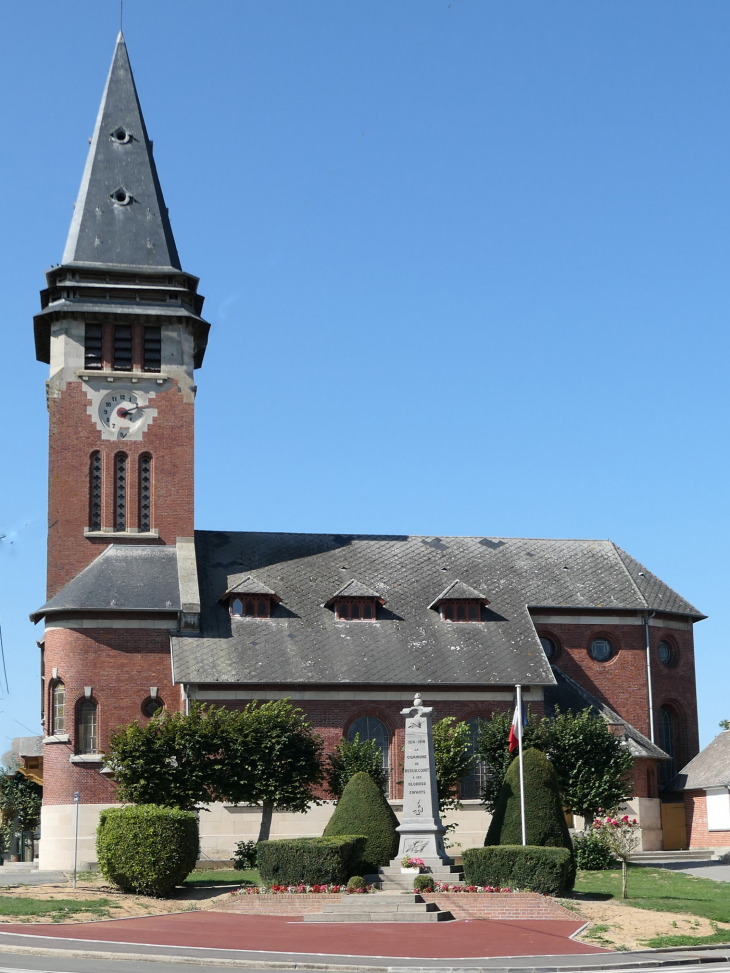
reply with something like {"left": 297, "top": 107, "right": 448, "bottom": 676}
{"left": 368, "top": 694, "right": 464, "bottom": 889}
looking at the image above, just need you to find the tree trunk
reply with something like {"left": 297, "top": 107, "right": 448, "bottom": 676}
{"left": 622, "top": 858, "right": 628, "bottom": 899}
{"left": 257, "top": 801, "right": 274, "bottom": 843}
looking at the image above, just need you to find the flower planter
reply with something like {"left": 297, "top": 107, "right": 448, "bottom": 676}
{"left": 400, "top": 867, "right": 420, "bottom": 875}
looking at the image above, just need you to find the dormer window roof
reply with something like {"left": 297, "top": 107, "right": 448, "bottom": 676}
{"left": 221, "top": 576, "right": 280, "bottom": 619}
{"left": 428, "top": 580, "right": 489, "bottom": 623}
{"left": 325, "top": 579, "right": 385, "bottom": 622}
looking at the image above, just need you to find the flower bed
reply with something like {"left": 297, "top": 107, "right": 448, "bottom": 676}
{"left": 233, "top": 884, "right": 375, "bottom": 895}
{"left": 431, "top": 883, "right": 511, "bottom": 893}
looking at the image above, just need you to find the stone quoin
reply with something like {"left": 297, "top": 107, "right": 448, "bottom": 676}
{"left": 31, "top": 33, "right": 706, "bottom": 868}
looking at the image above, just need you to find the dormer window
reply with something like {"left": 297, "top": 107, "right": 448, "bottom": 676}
{"left": 428, "top": 580, "right": 489, "bottom": 622}
{"left": 221, "top": 576, "right": 280, "bottom": 618}
{"left": 325, "top": 580, "right": 385, "bottom": 621}
{"left": 336, "top": 599, "right": 377, "bottom": 621}
{"left": 441, "top": 600, "right": 481, "bottom": 622}
{"left": 231, "top": 596, "right": 271, "bottom": 618}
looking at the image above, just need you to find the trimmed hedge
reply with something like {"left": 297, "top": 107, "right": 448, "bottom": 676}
{"left": 96, "top": 805, "right": 198, "bottom": 897}
{"left": 323, "top": 771, "right": 399, "bottom": 873}
{"left": 486, "top": 748, "right": 573, "bottom": 853}
{"left": 257, "top": 835, "right": 366, "bottom": 885}
{"left": 463, "top": 845, "right": 573, "bottom": 896}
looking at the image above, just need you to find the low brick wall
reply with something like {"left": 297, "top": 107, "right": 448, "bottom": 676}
{"left": 421, "top": 892, "right": 579, "bottom": 920}
{"left": 214, "top": 893, "right": 345, "bottom": 916}
{"left": 212, "top": 892, "right": 579, "bottom": 920}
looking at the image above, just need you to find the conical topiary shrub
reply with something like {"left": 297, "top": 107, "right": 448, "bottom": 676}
{"left": 323, "top": 771, "right": 400, "bottom": 874}
{"left": 485, "top": 748, "right": 573, "bottom": 853}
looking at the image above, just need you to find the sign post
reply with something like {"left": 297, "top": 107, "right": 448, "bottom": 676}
{"left": 73, "top": 792, "right": 80, "bottom": 890}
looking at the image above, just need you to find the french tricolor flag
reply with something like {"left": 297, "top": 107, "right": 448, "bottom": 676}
{"left": 508, "top": 700, "right": 528, "bottom": 754}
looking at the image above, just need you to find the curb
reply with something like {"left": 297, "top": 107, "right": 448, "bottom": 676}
{"left": 0, "top": 941, "right": 729, "bottom": 973}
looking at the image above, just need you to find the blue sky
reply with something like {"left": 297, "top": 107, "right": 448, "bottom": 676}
{"left": 0, "top": 1, "right": 728, "bottom": 756}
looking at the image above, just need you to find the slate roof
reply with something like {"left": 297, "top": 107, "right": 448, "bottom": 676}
{"left": 428, "top": 580, "right": 490, "bottom": 608}
{"left": 169, "top": 532, "right": 702, "bottom": 688}
{"left": 30, "top": 546, "right": 180, "bottom": 622}
{"left": 223, "top": 576, "right": 279, "bottom": 599}
{"left": 665, "top": 731, "right": 730, "bottom": 791}
{"left": 12, "top": 736, "right": 44, "bottom": 759}
{"left": 63, "top": 33, "right": 180, "bottom": 270}
{"left": 325, "top": 580, "right": 386, "bottom": 606}
{"left": 544, "top": 666, "right": 670, "bottom": 760}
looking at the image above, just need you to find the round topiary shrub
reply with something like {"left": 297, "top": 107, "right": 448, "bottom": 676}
{"left": 413, "top": 874, "right": 435, "bottom": 892}
{"left": 347, "top": 875, "right": 366, "bottom": 891}
{"left": 323, "top": 771, "right": 399, "bottom": 874}
{"left": 97, "top": 805, "right": 199, "bottom": 897}
{"left": 485, "top": 748, "right": 575, "bottom": 888}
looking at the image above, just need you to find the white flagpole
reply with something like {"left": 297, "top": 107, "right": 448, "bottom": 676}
{"left": 516, "top": 685, "right": 526, "bottom": 846}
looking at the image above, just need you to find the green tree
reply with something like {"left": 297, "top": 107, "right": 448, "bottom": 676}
{"left": 432, "top": 717, "right": 473, "bottom": 814}
{"left": 476, "top": 707, "right": 634, "bottom": 821}
{"left": 326, "top": 733, "right": 389, "bottom": 800}
{"left": 218, "top": 699, "right": 324, "bottom": 842}
{"left": 0, "top": 771, "right": 43, "bottom": 853}
{"left": 105, "top": 699, "right": 324, "bottom": 840}
{"left": 549, "top": 708, "right": 634, "bottom": 822}
{"left": 719, "top": 719, "right": 730, "bottom": 731}
{"left": 104, "top": 704, "right": 228, "bottom": 810}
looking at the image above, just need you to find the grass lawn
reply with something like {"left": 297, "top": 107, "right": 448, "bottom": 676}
{"left": 0, "top": 897, "right": 118, "bottom": 921}
{"left": 576, "top": 866, "right": 730, "bottom": 925}
{"left": 643, "top": 926, "right": 730, "bottom": 948}
{"left": 183, "top": 868, "right": 260, "bottom": 887}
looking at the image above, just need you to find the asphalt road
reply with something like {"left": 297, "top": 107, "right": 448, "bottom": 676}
{"left": 0, "top": 953, "right": 728, "bottom": 973}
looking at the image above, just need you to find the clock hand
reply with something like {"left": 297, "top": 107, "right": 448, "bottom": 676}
{"left": 116, "top": 404, "right": 153, "bottom": 418}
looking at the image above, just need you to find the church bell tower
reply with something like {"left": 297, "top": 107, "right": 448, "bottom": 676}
{"left": 35, "top": 33, "right": 210, "bottom": 599}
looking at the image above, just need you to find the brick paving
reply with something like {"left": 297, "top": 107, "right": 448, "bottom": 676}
{"left": 0, "top": 912, "right": 607, "bottom": 958}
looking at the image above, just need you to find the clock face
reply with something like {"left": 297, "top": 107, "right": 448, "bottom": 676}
{"left": 98, "top": 390, "right": 150, "bottom": 439}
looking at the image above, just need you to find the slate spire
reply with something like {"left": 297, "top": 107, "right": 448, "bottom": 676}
{"left": 63, "top": 32, "right": 181, "bottom": 269}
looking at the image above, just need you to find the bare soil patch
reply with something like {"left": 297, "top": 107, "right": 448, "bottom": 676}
{"left": 564, "top": 897, "right": 730, "bottom": 951}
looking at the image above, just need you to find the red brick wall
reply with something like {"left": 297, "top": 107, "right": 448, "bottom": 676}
{"left": 46, "top": 377, "right": 194, "bottom": 599}
{"left": 534, "top": 620, "right": 699, "bottom": 770}
{"left": 43, "top": 625, "right": 180, "bottom": 805}
{"left": 195, "top": 695, "right": 534, "bottom": 801}
{"left": 683, "top": 790, "right": 730, "bottom": 848}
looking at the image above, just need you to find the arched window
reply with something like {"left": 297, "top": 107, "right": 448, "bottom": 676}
{"left": 139, "top": 454, "right": 152, "bottom": 532}
{"left": 348, "top": 717, "right": 390, "bottom": 790}
{"left": 460, "top": 717, "right": 489, "bottom": 800}
{"left": 658, "top": 640, "right": 677, "bottom": 667}
{"left": 114, "top": 453, "right": 127, "bottom": 531}
{"left": 89, "top": 452, "right": 102, "bottom": 531}
{"left": 231, "top": 599, "right": 243, "bottom": 616}
{"left": 77, "top": 699, "right": 98, "bottom": 754}
{"left": 51, "top": 682, "right": 65, "bottom": 735}
{"left": 657, "top": 706, "right": 677, "bottom": 786}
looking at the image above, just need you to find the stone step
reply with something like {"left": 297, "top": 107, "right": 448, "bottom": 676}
{"left": 302, "top": 892, "right": 455, "bottom": 923}
{"left": 630, "top": 849, "right": 722, "bottom": 863}
{"left": 320, "top": 901, "right": 441, "bottom": 913}
{"left": 304, "top": 910, "right": 454, "bottom": 922}
{"left": 0, "top": 862, "right": 39, "bottom": 871}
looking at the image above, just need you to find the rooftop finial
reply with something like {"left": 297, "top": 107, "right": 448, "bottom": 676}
{"left": 120, "top": 0, "right": 124, "bottom": 33}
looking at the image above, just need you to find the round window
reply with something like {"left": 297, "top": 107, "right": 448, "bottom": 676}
{"left": 540, "top": 636, "right": 556, "bottom": 660}
{"left": 142, "top": 698, "right": 163, "bottom": 718}
{"left": 658, "top": 640, "right": 675, "bottom": 666}
{"left": 589, "top": 638, "right": 613, "bottom": 662}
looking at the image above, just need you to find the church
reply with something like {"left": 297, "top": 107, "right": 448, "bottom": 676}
{"left": 31, "top": 34, "right": 704, "bottom": 869}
